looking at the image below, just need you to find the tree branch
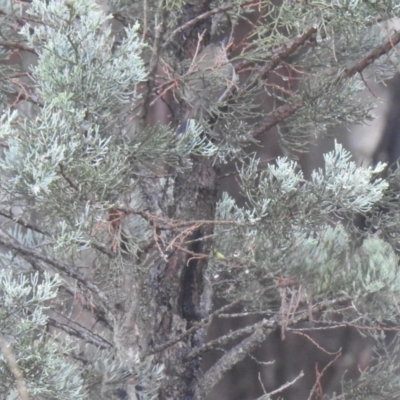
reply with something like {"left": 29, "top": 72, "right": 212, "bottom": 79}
{"left": 186, "top": 295, "right": 350, "bottom": 361}
{"left": 236, "top": 26, "right": 317, "bottom": 78}
{"left": 163, "top": 1, "right": 260, "bottom": 48}
{"left": 0, "top": 210, "right": 49, "bottom": 236}
{"left": 0, "top": 209, "right": 117, "bottom": 259}
{"left": 0, "top": 230, "right": 110, "bottom": 309}
{"left": 260, "top": 26, "right": 317, "bottom": 78}
{"left": 47, "top": 318, "right": 113, "bottom": 349}
{"left": 193, "top": 295, "right": 350, "bottom": 398}
{"left": 253, "top": 29, "right": 400, "bottom": 136}
{"left": 146, "top": 300, "right": 240, "bottom": 356}
{"left": 186, "top": 315, "right": 278, "bottom": 362}
{"left": 195, "top": 327, "right": 268, "bottom": 400}
{"left": 0, "top": 40, "right": 36, "bottom": 54}
{"left": 140, "top": 3, "right": 168, "bottom": 124}
{"left": 253, "top": 97, "right": 304, "bottom": 137}
{"left": 345, "top": 29, "right": 400, "bottom": 78}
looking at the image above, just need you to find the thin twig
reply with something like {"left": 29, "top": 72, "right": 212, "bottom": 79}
{"left": 254, "top": 371, "right": 305, "bottom": 400}
{"left": 292, "top": 331, "right": 341, "bottom": 356}
{"left": 307, "top": 352, "right": 342, "bottom": 400}
{"left": 59, "top": 164, "right": 79, "bottom": 191}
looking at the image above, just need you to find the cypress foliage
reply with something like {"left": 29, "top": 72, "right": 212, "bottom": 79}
{"left": 0, "top": 1, "right": 400, "bottom": 399}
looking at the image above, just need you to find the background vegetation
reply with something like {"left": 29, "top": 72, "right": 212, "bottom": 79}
{"left": 1, "top": 0, "right": 400, "bottom": 399}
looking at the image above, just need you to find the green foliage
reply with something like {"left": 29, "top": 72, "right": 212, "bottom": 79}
{"left": 0, "top": 271, "right": 84, "bottom": 399}
{"left": 341, "top": 336, "right": 400, "bottom": 400}
{"left": 2, "top": 0, "right": 400, "bottom": 399}
{"left": 0, "top": 0, "right": 217, "bottom": 250}
{"left": 21, "top": 0, "right": 147, "bottom": 125}
{"left": 212, "top": 143, "right": 397, "bottom": 321}
{"left": 82, "top": 346, "right": 164, "bottom": 400}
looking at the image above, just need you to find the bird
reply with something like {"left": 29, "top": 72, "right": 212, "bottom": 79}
{"left": 178, "top": 41, "right": 237, "bottom": 134}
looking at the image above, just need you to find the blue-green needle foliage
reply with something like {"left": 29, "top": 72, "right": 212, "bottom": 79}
{"left": 0, "top": 0, "right": 181, "bottom": 397}
{"left": 212, "top": 143, "right": 400, "bottom": 322}
{"left": 0, "top": 0, "right": 148, "bottom": 225}
{"left": 2, "top": 0, "right": 400, "bottom": 399}
{"left": 0, "top": 0, "right": 216, "bottom": 248}
{"left": 0, "top": 271, "right": 84, "bottom": 399}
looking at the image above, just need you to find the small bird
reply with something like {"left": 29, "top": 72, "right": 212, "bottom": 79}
{"left": 178, "top": 41, "right": 237, "bottom": 133}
